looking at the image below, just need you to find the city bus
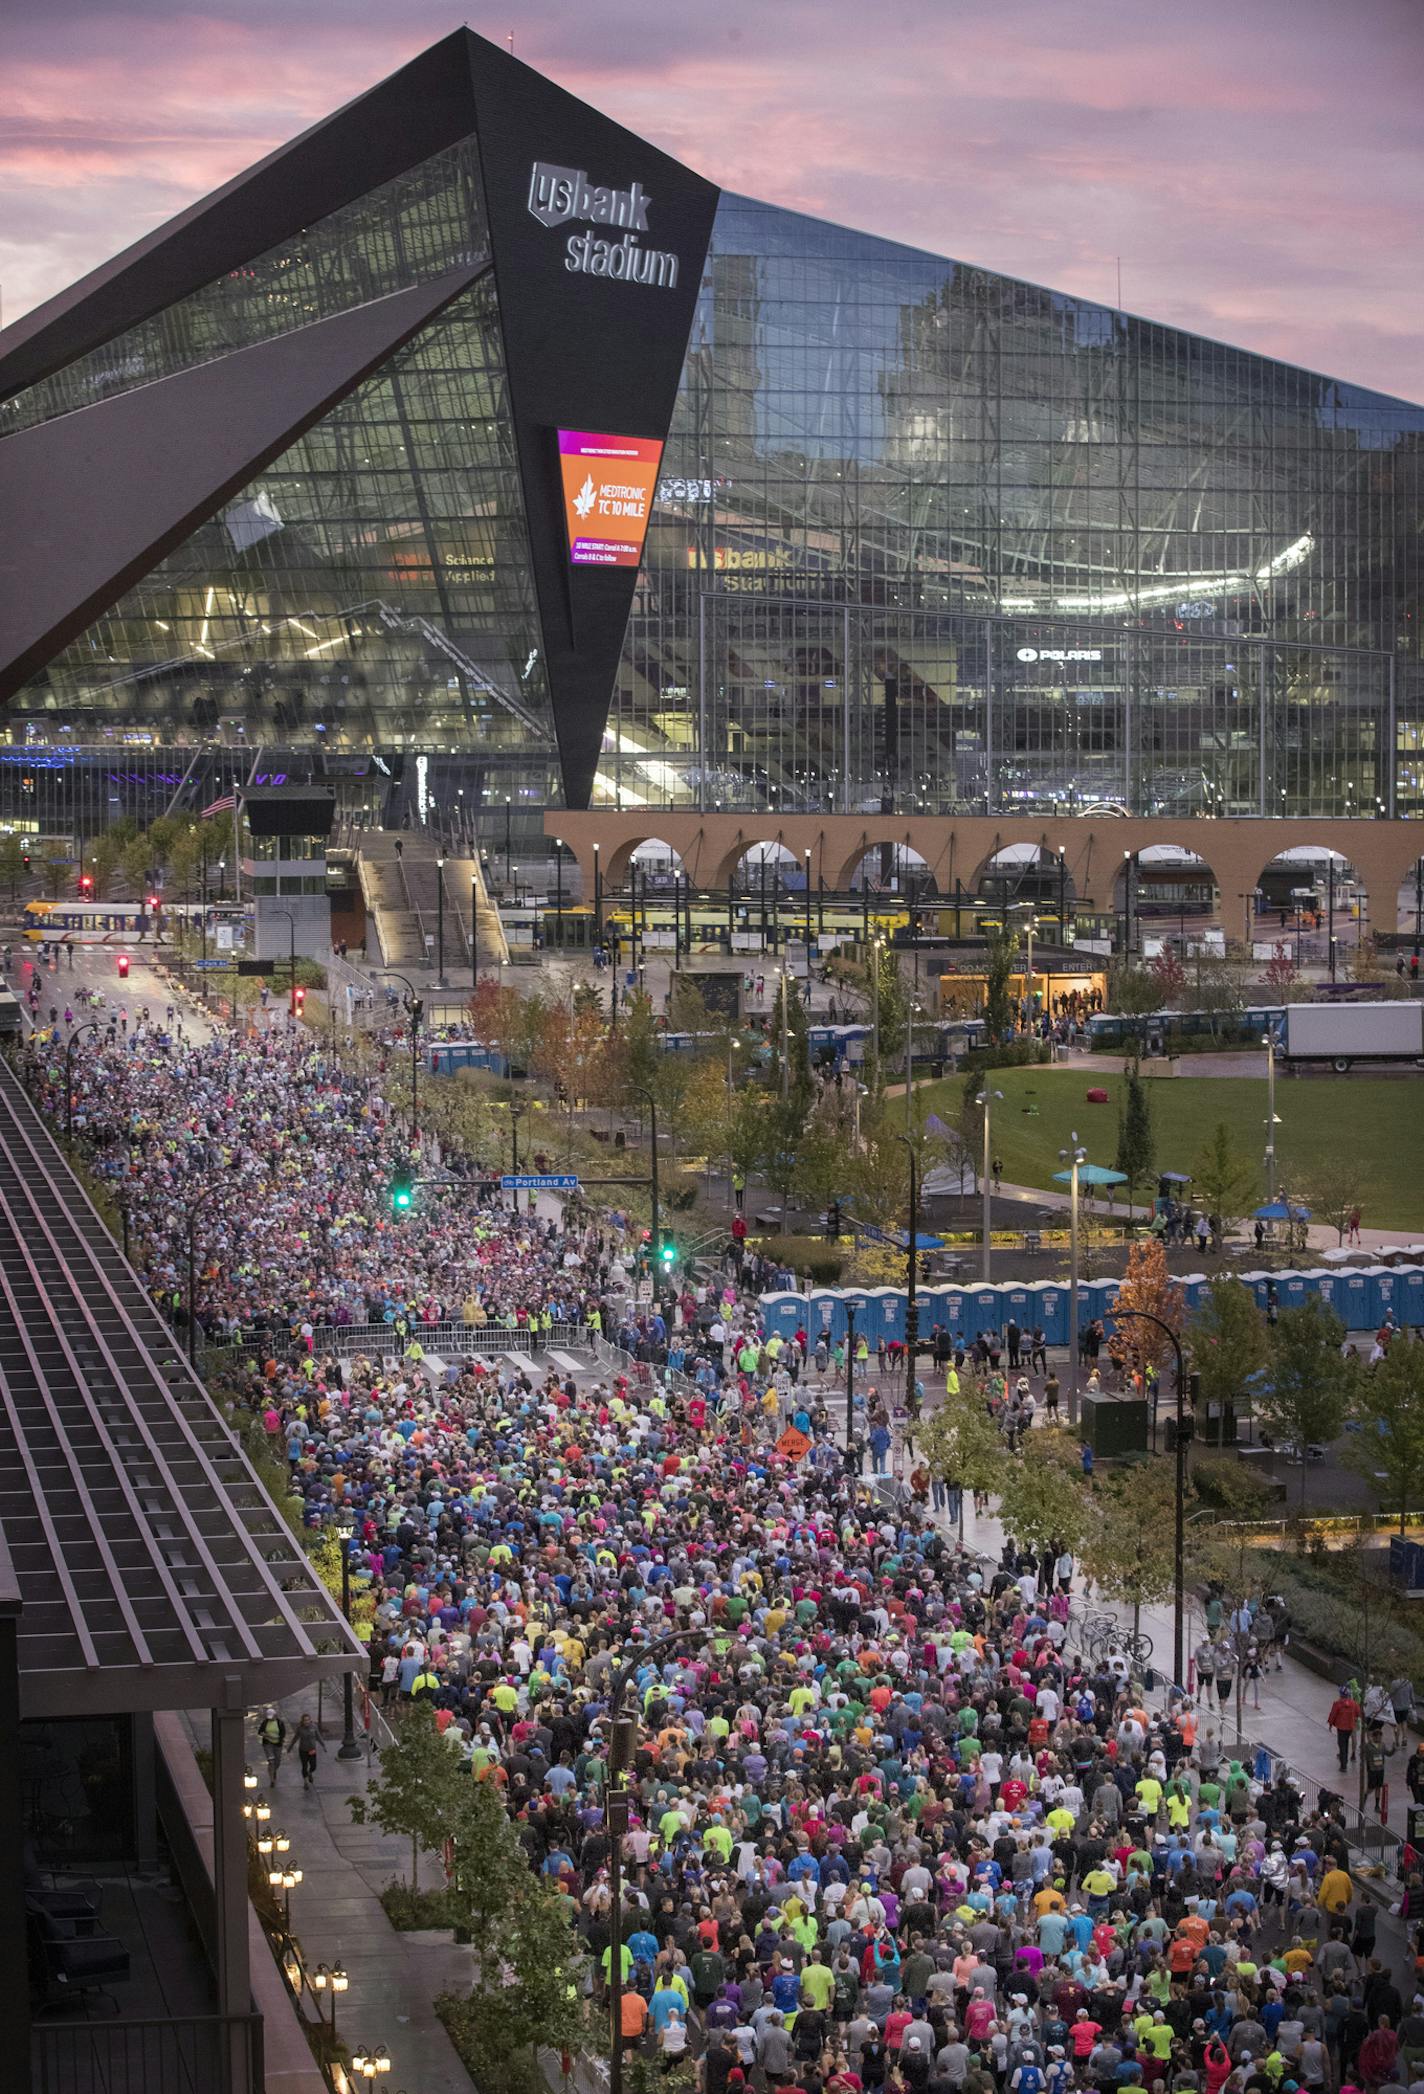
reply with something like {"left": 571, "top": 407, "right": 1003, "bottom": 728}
{"left": 21, "top": 899, "right": 216, "bottom": 941}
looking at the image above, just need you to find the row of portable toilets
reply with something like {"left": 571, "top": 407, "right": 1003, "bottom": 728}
{"left": 757, "top": 1264, "right": 1420, "bottom": 1350}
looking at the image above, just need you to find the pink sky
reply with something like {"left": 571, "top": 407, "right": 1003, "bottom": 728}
{"left": 2, "top": 0, "right": 1421, "bottom": 401}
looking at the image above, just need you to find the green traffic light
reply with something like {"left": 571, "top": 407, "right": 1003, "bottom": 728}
{"left": 390, "top": 1172, "right": 413, "bottom": 1212}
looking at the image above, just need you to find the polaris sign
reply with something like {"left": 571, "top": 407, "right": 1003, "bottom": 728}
{"left": 1016, "top": 646, "right": 1104, "bottom": 664}
{"left": 527, "top": 161, "right": 680, "bottom": 287}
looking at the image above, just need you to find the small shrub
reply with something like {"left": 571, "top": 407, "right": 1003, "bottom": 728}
{"left": 380, "top": 1882, "right": 455, "bottom": 1931}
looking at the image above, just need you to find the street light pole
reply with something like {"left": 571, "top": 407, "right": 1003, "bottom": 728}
{"left": 334, "top": 1511, "right": 363, "bottom": 1760}
{"left": 64, "top": 1019, "right": 99, "bottom": 1146}
{"left": 1060, "top": 1132, "right": 1086, "bottom": 1425}
{"left": 897, "top": 1134, "right": 919, "bottom": 1411}
{"left": 626, "top": 1084, "right": 660, "bottom": 1267}
{"left": 554, "top": 837, "right": 564, "bottom": 950}
{"left": 843, "top": 1299, "right": 858, "bottom": 1472}
{"left": 976, "top": 1086, "right": 1003, "bottom": 1281}
{"left": 375, "top": 970, "right": 422, "bottom": 1142}
{"left": 1112, "top": 1306, "right": 1188, "bottom": 1689}
{"left": 1264, "top": 1029, "right": 1278, "bottom": 1203}
{"left": 435, "top": 859, "right": 445, "bottom": 986}
{"left": 470, "top": 872, "right": 479, "bottom": 994}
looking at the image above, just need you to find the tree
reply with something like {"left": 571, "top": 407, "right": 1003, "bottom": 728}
{"left": 1111, "top": 1239, "right": 1185, "bottom": 1378}
{"left": 1080, "top": 1462, "right": 1186, "bottom": 1636}
{"left": 41, "top": 841, "right": 70, "bottom": 898}
{"left": 919, "top": 1390, "right": 1007, "bottom": 1531}
{"left": 1107, "top": 963, "right": 1166, "bottom": 1019}
{"left": 1114, "top": 1070, "right": 1156, "bottom": 1205}
{"left": 1149, "top": 948, "right": 1187, "bottom": 1004}
{"left": 1188, "top": 1276, "right": 1270, "bottom": 1436}
{"left": 996, "top": 1430, "right": 1096, "bottom": 1556}
{"left": 983, "top": 925, "right": 1019, "bottom": 1043}
{"left": 1262, "top": 943, "right": 1301, "bottom": 995}
{"left": 1258, "top": 1297, "right": 1352, "bottom": 1508}
{"left": 1189, "top": 953, "right": 1250, "bottom": 1030}
{"left": 1347, "top": 1338, "right": 1424, "bottom": 1534}
{"left": 348, "top": 1702, "right": 467, "bottom": 1890}
{"left": 1300, "top": 1157, "right": 1370, "bottom": 1246}
{"left": 437, "top": 1764, "right": 588, "bottom": 2092}
{"left": 1191, "top": 1122, "right": 1258, "bottom": 1235}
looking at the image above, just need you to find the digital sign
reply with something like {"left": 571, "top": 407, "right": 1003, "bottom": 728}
{"left": 558, "top": 429, "right": 664, "bottom": 568}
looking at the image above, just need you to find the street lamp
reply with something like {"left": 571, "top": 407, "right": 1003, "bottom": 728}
{"left": 593, "top": 841, "right": 603, "bottom": 947}
{"left": 975, "top": 1087, "right": 1004, "bottom": 1281}
{"left": 351, "top": 2045, "right": 392, "bottom": 2081}
{"left": 268, "top": 1864, "right": 302, "bottom": 1938}
{"left": 470, "top": 869, "right": 479, "bottom": 994}
{"left": 312, "top": 1963, "right": 349, "bottom": 2048}
{"left": 1110, "top": 1305, "right": 1189, "bottom": 1690}
{"left": 896, "top": 1134, "right": 920, "bottom": 1408}
{"left": 804, "top": 848, "right": 814, "bottom": 987}
{"left": 63, "top": 1019, "right": 98, "bottom": 1146}
{"left": 435, "top": 857, "right": 446, "bottom": 985}
{"left": 625, "top": 1084, "right": 660, "bottom": 1282}
{"left": 843, "top": 1298, "right": 859, "bottom": 1473}
{"left": 553, "top": 836, "right": 564, "bottom": 948}
{"left": 1059, "top": 1133, "right": 1087, "bottom": 1424}
{"left": 1263, "top": 1029, "right": 1279, "bottom": 1204}
{"left": 334, "top": 1508, "right": 363, "bottom": 1759}
{"left": 374, "top": 970, "right": 423, "bottom": 1141}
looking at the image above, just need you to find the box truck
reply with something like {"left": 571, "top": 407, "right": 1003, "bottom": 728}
{"left": 1279, "top": 1000, "right": 1424, "bottom": 1071}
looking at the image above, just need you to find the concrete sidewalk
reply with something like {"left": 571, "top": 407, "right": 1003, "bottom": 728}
{"left": 253, "top": 1694, "right": 477, "bottom": 2094}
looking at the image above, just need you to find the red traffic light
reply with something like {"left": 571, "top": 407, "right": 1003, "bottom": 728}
{"left": 294, "top": 985, "right": 306, "bottom": 1011}
{"left": 146, "top": 894, "right": 160, "bottom": 909}
{"left": 117, "top": 954, "right": 130, "bottom": 979}
{"left": 78, "top": 874, "right": 93, "bottom": 894}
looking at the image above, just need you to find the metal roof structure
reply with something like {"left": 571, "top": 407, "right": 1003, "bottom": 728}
{"left": 0, "top": 1056, "right": 363, "bottom": 1716}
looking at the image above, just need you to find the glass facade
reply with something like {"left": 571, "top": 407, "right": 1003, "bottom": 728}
{"left": 4, "top": 169, "right": 1422, "bottom": 830}
{"left": 613, "top": 196, "right": 1424, "bottom": 820}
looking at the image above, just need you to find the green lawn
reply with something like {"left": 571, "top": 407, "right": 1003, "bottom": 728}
{"left": 914, "top": 1064, "right": 1424, "bottom": 1232}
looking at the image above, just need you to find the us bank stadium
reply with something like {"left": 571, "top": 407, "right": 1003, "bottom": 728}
{"left": 1, "top": 26, "right": 1423, "bottom": 938}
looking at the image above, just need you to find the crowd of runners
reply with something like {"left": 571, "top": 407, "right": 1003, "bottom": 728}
{"left": 25, "top": 999, "right": 1424, "bottom": 2094}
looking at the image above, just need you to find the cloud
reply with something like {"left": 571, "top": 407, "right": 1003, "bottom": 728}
{"left": 1, "top": 0, "right": 1420, "bottom": 400}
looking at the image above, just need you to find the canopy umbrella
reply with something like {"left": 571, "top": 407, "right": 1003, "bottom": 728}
{"left": 1052, "top": 1163, "right": 1128, "bottom": 1187}
{"left": 1159, "top": 1171, "right": 1192, "bottom": 1184}
{"left": 891, "top": 1230, "right": 946, "bottom": 1250}
{"left": 1253, "top": 1200, "right": 1311, "bottom": 1221}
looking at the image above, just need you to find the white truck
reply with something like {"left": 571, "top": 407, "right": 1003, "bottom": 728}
{"left": 1279, "top": 1000, "right": 1424, "bottom": 1071}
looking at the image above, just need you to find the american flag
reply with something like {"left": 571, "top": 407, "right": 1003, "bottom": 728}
{"left": 200, "top": 792, "right": 237, "bottom": 819}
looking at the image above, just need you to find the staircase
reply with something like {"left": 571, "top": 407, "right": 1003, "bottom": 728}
{"left": 356, "top": 834, "right": 508, "bottom": 974}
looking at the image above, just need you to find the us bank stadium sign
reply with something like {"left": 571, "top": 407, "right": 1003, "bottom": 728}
{"left": 527, "top": 161, "right": 681, "bottom": 287}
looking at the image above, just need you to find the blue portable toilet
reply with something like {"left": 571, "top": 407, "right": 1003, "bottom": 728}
{"left": 1178, "top": 1272, "right": 1210, "bottom": 1311}
{"left": 969, "top": 1289, "right": 1000, "bottom": 1340}
{"left": 1002, "top": 1286, "right": 1032, "bottom": 1338}
{"left": 843, "top": 1288, "right": 880, "bottom": 1347}
{"left": 1234, "top": 1270, "right": 1273, "bottom": 1313}
{"left": 1339, "top": 1270, "right": 1372, "bottom": 1330}
{"left": 759, "top": 1292, "right": 804, "bottom": 1343}
{"left": 1372, "top": 1267, "right": 1398, "bottom": 1325}
{"left": 1312, "top": 1270, "right": 1338, "bottom": 1317}
{"left": 1280, "top": 1271, "right": 1309, "bottom": 1313}
{"left": 1398, "top": 1266, "right": 1424, "bottom": 1327}
{"left": 1083, "top": 1278, "right": 1116, "bottom": 1332}
{"left": 1029, "top": 1281, "right": 1068, "bottom": 1347}
{"left": 940, "top": 1289, "right": 968, "bottom": 1339}
{"left": 875, "top": 1289, "right": 906, "bottom": 1344}
{"left": 806, "top": 1291, "right": 842, "bottom": 1344}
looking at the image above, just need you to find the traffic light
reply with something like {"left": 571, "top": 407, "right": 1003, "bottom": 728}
{"left": 146, "top": 894, "right": 160, "bottom": 912}
{"left": 21, "top": 851, "right": 29, "bottom": 872}
{"left": 117, "top": 954, "right": 130, "bottom": 981}
{"left": 78, "top": 873, "right": 93, "bottom": 896}
{"left": 294, "top": 984, "right": 307, "bottom": 1015}
{"left": 658, "top": 1231, "right": 679, "bottom": 1270}
{"left": 827, "top": 1198, "right": 842, "bottom": 1241}
{"left": 390, "top": 1169, "right": 414, "bottom": 1214}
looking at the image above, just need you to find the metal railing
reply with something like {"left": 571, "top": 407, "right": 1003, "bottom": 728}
{"left": 35, "top": 2013, "right": 264, "bottom": 2094}
{"left": 201, "top": 1318, "right": 588, "bottom": 1363}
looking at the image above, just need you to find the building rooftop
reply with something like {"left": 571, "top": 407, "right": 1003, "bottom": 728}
{"left": 0, "top": 1056, "right": 361, "bottom": 1717}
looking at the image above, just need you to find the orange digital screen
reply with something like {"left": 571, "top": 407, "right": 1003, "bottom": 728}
{"left": 558, "top": 429, "right": 664, "bottom": 568}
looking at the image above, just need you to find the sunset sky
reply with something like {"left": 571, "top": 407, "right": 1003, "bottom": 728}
{"left": 3, "top": 0, "right": 1421, "bottom": 402}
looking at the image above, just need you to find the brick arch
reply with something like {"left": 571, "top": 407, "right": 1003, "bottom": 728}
{"left": 599, "top": 833, "right": 688, "bottom": 887}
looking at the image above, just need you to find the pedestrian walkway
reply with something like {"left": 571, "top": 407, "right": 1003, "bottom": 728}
{"left": 237, "top": 1697, "right": 477, "bottom": 2094}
